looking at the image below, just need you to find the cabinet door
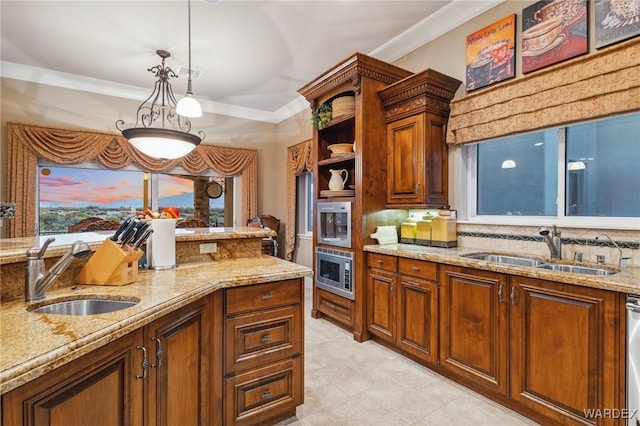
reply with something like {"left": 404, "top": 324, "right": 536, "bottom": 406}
{"left": 367, "top": 267, "right": 396, "bottom": 343}
{"left": 423, "top": 113, "right": 448, "bottom": 207}
{"left": 145, "top": 298, "right": 211, "bottom": 426}
{"left": 510, "top": 277, "right": 620, "bottom": 425}
{"left": 397, "top": 275, "right": 438, "bottom": 364}
{"left": 439, "top": 266, "right": 508, "bottom": 395}
{"left": 2, "top": 329, "right": 144, "bottom": 426}
{"left": 386, "top": 114, "right": 425, "bottom": 206}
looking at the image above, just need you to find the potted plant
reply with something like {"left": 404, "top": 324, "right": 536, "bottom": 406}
{"left": 311, "top": 103, "right": 332, "bottom": 130}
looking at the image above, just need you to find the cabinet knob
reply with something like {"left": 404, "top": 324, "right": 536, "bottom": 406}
{"left": 412, "top": 266, "right": 419, "bottom": 271}
{"left": 262, "top": 294, "right": 273, "bottom": 300}
{"left": 262, "top": 390, "right": 272, "bottom": 399}
{"left": 261, "top": 334, "right": 272, "bottom": 343}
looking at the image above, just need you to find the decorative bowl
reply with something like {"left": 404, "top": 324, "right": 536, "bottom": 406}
{"left": 328, "top": 143, "right": 354, "bottom": 154}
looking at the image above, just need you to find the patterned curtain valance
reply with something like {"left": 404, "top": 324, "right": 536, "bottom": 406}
{"left": 446, "top": 37, "right": 640, "bottom": 145}
{"left": 3, "top": 123, "right": 257, "bottom": 238}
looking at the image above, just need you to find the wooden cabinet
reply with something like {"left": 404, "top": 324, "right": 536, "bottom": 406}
{"left": 145, "top": 299, "right": 212, "bottom": 426}
{"left": 2, "top": 329, "right": 144, "bottom": 426}
{"left": 440, "top": 264, "right": 623, "bottom": 425}
{"left": 509, "top": 276, "right": 622, "bottom": 425}
{"left": 223, "top": 279, "right": 304, "bottom": 426}
{"left": 366, "top": 253, "right": 439, "bottom": 364}
{"left": 378, "top": 69, "right": 461, "bottom": 208}
{"left": 299, "top": 53, "right": 411, "bottom": 341}
{"left": 2, "top": 298, "right": 213, "bottom": 426}
{"left": 439, "top": 266, "right": 509, "bottom": 395}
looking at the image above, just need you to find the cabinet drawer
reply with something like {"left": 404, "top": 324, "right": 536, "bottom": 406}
{"left": 317, "top": 288, "right": 353, "bottom": 327}
{"left": 226, "top": 279, "right": 301, "bottom": 315}
{"left": 368, "top": 253, "right": 397, "bottom": 272}
{"left": 224, "top": 357, "right": 302, "bottom": 426}
{"left": 398, "top": 258, "right": 437, "bottom": 282}
{"left": 225, "top": 306, "right": 301, "bottom": 374}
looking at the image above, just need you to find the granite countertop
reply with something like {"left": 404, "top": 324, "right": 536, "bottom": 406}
{"left": 0, "top": 256, "right": 312, "bottom": 394}
{"left": 364, "top": 243, "right": 640, "bottom": 295}
{"left": 0, "top": 226, "right": 275, "bottom": 264}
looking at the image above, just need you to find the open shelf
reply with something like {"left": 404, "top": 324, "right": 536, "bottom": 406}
{"left": 317, "top": 153, "right": 355, "bottom": 167}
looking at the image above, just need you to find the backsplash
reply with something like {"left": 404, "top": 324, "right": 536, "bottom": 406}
{"left": 456, "top": 224, "right": 640, "bottom": 268}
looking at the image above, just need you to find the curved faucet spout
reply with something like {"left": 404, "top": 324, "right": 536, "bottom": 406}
{"left": 539, "top": 226, "right": 562, "bottom": 259}
{"left": 26, "top": 240, "right": 91, "bottom": 302}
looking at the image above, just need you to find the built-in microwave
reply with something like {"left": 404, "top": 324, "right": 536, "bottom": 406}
{"left": 315, "top": 247, "right": 353, "bottom": 300}
{"left": 317, "top": 201, "right": 351, "bottom": 248}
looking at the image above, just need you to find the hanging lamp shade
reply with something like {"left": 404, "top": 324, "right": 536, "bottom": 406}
{"left": 116, "top": 50, "right": 204, "bottom": 160}
{"left": 176, "top": 0, "right": 202, "bottom": 118}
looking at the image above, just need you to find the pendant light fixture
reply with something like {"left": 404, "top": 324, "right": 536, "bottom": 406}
{"left": 176, "top": 0, "right": 202, "bottom": 118}
{"left": 116, "top": 0, "right": 204, "bottom": 161}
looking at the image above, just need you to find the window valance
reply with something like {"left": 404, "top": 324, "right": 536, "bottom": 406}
{"left": 3, "top": 123, "right": 257, "bottom": 238}
{"left": 446, "top": 37, "right": 640, "bottom": 145}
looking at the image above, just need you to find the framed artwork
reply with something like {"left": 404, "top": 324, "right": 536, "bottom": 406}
{"left": 595, "top": 0, "right": 640, "bottom": 48}
{"left": 465, "top": 14, "right": 516, "bottom": 91}
{"left": 521, "top": 0, "right": 588, "bottom": 74}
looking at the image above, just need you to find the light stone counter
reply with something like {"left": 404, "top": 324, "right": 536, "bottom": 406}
{"left": 0, "top": 256, "right": 312, "bottom": 394}
{"left": 364, "top": 243, "right": 640, "bottom": 295}
{"left": 0, "top": 226, "right": 274, "bottom": 264}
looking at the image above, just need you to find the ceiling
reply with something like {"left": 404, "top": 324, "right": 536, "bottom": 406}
{"left": 1, "top": 1, "right": 501, "bottom": 137}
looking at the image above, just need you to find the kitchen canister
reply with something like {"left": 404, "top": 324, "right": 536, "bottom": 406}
{"left": 146, "top": 219, "right": 177, "bottom": 269}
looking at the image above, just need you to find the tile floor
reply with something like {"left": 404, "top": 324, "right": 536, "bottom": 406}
{"left": 277, "top": 278, "right": 540, "bottom": 426}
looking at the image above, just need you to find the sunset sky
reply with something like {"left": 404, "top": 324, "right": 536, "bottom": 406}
{"left": 39, "top": 167, "right": 193, "bottom": 206}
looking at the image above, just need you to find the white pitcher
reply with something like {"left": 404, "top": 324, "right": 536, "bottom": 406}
{"left": 328, "top": 169, "right": 348, "bottom": 191}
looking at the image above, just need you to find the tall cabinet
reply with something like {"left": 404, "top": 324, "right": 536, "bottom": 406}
{"left": 298, "top": 53, "right": 411, "bottom": 341}
{"left": 378, "top": 69, "right": 461, "bottom": 208}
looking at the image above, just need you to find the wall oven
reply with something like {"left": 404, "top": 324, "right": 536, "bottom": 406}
{"left": 315, "top": 247, "right": 353, "bottom": 300}
{"left": 317, "top": 201, "right": 351, "bottom": 248}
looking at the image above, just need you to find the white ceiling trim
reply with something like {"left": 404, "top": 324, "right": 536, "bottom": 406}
{"left": 0, "top": 1, "right": 504, "bottom": 125}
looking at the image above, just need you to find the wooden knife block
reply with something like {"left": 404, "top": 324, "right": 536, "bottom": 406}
{"left": 76, "top": 238, "right": 143, "bottom": 286}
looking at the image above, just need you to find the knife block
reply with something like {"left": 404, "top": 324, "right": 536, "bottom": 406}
{"left": 76, "top": 238, "right": 143, "bottom": 286}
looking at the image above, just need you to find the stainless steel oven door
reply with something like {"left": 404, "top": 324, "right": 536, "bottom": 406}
{"left": 315, "top": 247, "right": 353, "bottom": 300}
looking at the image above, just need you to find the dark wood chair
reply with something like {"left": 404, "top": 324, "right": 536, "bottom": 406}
{"left": 247, "top": 215, "right": 280, "bottom": 256}
{"left": 81, "top": 219, "right": 122, "bottom": 232}
{"left": 176, "top": 218, "right": 209, "bottom": 228}
{"left": 68, "top": 217, "right": 102, "bottom": 233}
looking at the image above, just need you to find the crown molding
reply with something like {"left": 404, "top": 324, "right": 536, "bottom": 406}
{"left": 0, "top": 1, "right": 503, "bottom": 125}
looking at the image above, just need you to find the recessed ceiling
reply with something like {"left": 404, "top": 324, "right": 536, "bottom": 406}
{"left": 1, "top": 1, "right": 501, "bottom": 127}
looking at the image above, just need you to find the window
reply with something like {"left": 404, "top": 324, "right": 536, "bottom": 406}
{"left": 466, "top": 112, "right": 640, "bottom": 228}
{"left": 38, "top": 163, "right": 230, "bottom": 234}
{"left": 296, "top": 172, "right": 314, "bottom": 235}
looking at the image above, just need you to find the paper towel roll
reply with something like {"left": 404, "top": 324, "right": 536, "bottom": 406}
{"left": 147, "top": 219, "right": 177, "bottom": 270}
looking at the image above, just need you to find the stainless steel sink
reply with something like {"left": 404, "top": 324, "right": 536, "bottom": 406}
{"left": 535, "top": 263, "right": 619, "bottom": 276}
{"left": 29, "top": 297, "right": 139, "bottom": 315}
{"left": 459, "top": 252, "right": 545, "bottom": 267}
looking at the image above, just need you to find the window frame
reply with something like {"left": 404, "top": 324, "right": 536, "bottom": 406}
{"left": 461, "top": 114, "right": 640, "bottom": 230}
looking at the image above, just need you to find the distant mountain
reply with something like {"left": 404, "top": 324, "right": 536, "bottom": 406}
{"left": 41, "top": 192, "right": 224, "bottom": 209}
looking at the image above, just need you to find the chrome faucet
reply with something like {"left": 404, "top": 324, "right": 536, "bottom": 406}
{"left": 25, "top": 237, "right": 91, "bottom": 302}
{"left": 595, "top": 234, "right": 629, "bottom": 269}
{"left": 539, "top": 226, "right": 562, "bottom": 259}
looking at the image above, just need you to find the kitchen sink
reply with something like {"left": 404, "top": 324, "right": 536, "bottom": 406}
{"left": 535, "top": 263, "right": 619, "bottom": 276}
{"left": 29, "top": 297, "right": 139, "bottom": 316}
{"left": 459, "top": 252, "right": 545, "bottom": 267}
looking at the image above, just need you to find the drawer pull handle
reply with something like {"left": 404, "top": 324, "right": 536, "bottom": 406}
{"left": 376, "top": 259, "right": 383, "bottom": 264}
{"left": 262, "top": 390, "right": 272, "bottom": 399}
{"left": 262, "top": 294, "right": 273, "bottom": 300}
{"left": 329, "top": 303, "right": 336, "bottom": 310}
{"left": 136, "top": 345, "right": 148, "bottom": 380}
{"left": 261, "top": 334, "right": 272, "bottom": 343}
{"left": 411, "top": 266, "right": 419, "bottom": 271}
{"left": 151, "top": 337, "right": 163, "bottom": 368}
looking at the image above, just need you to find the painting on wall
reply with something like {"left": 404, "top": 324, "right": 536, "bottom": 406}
{"left": 595, "top": 0, "right": 640, "bottom": 48}
{"left": 521, "top": 0, "right": 588, "bottom": 74}
{"left": 465, "top": 14, "right": 516, "bottom": 91}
